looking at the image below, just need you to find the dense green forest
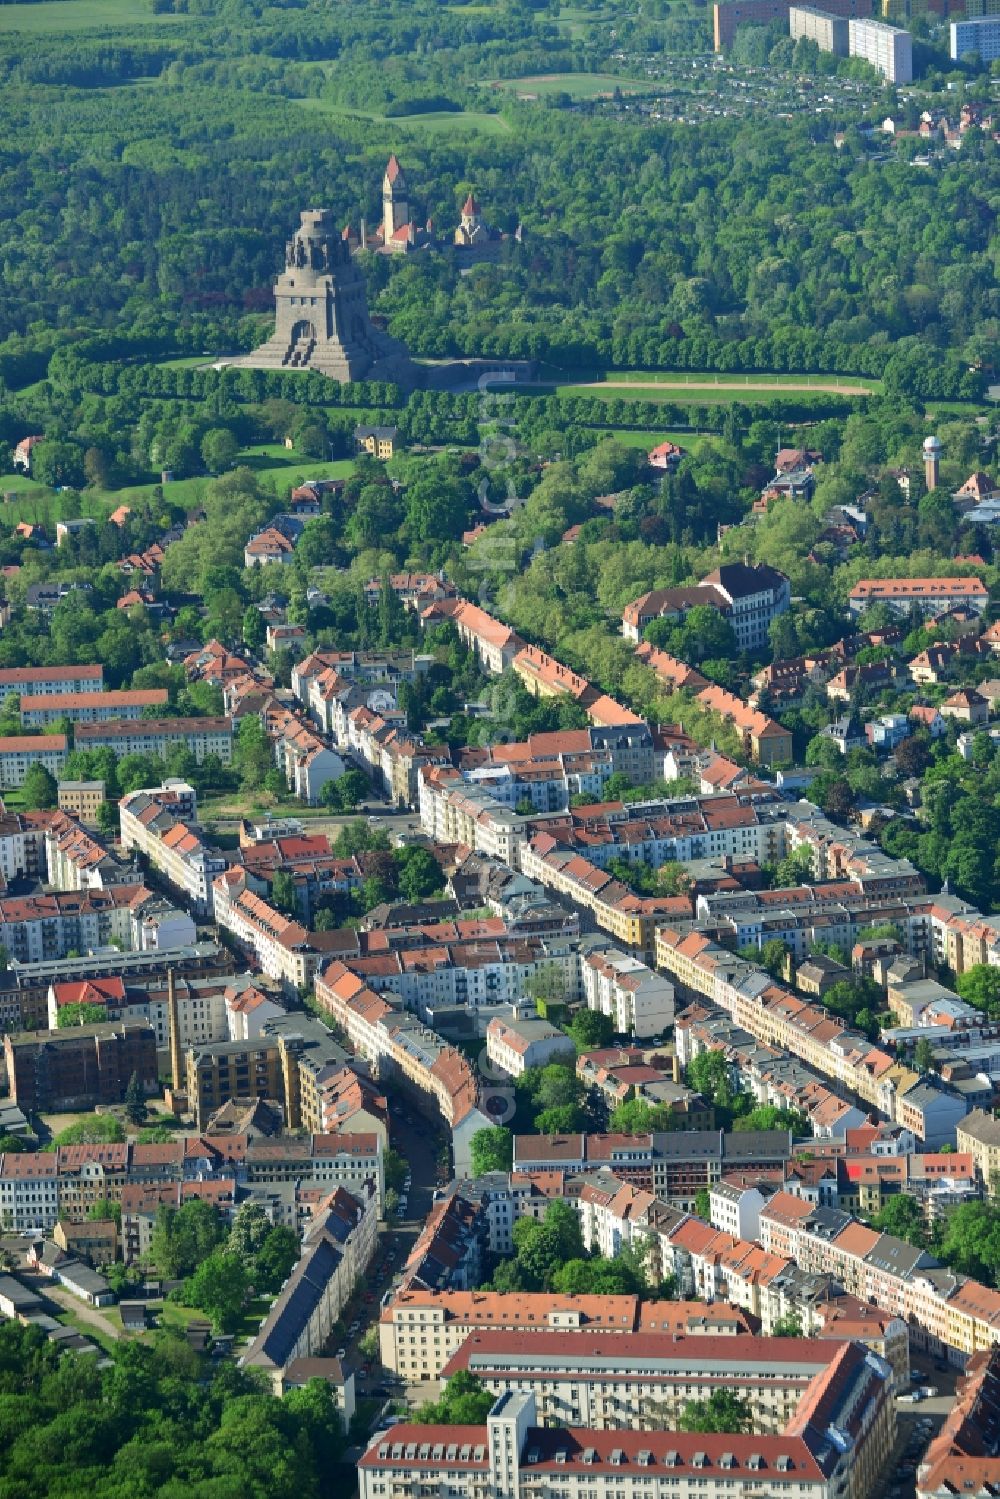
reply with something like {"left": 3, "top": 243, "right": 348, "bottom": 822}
{"left": 0, "top": 0, "right": 995, "bottom": 404}
{"left": 0, "top": 1319, "right": 346, "bottom": 1499}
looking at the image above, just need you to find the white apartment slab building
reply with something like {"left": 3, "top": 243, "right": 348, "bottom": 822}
{"left": 848, "top": 17, "right": 913, "bottom": 79}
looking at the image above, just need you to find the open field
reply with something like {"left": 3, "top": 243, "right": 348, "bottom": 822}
{"left": 293, "top": 98, "right": 512, "bottom": 136}
{"left": 577, "top": 370, "right": 882, "bottom": 394}
{"left": 553, "top": 377, "right": 877, "bottom": 404}
{"left": 489, "top": 72, "right": 661, "bottom": 99}
{"left": 603, "top": 427, "right": 709, "bottom": 453}
{"left": 0, "top": 0, "right": 184, "bottom": 29}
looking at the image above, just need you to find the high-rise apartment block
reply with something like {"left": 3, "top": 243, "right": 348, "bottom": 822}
{"left": 848, "top": 16, "right": 913, "bottom": 78}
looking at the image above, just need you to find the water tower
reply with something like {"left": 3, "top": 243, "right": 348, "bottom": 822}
{"left": 923, "top": 434, "right": 942, "bottom": 491}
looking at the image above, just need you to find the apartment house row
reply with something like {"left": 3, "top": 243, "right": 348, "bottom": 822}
{"left": 239, "top": 834, "right": 364, "bottom": 923}
{"left": 756, "top": 1188, "right": 1000, "bottom": 1363}
{"left": 655, "top": 925, "right": 944, "bottom": 1130}
{"left": 44, "top": 809, "right": 136, "bottom": 892}
{"left": 0, "top": 1128, "right": 382, "bottom": 1232}
{"left": 120, "top": 781, "right": 228, "bottom": 916}
{"left": 351, "top": 929, "right": 584, "bottom": 1021}
{"left": 435, "top": 1331, "right": 891, "bottom": 1451}
{"left": 211, "top": 867, "right": 345, "bottom": 991}
{"left": 0, "top": 664, "right": 104, "bottom": 705}
{"left": 0, "top": 883, "right": 195, "bottom": 965}
{"left": 359, "top": 1340, "right": 892, "bottom": 1499}
{"left": 676, "top": 1002, "right": 872, "bottom": 1140}
{"left": 242, "top": 1184, "right": 378, "bottom": 1400}
{"left": 519, "top": 838, "right": 691, "bottom": 961}
{"left": 292, "top": 646, "right": 433, "bottom": 735}
{"left": 73, "top": 716, "right": 234, "bottom": 764}
{"left": 347, "top": 703, "right": 450, "bottom": 807}
{"left": 258, "top": 697, "right": 344, "bottom": 806}
{"left": 417, "top": 595, "right": 645, "bottom": 742}
{"left": 314, "top": 960, "right": 491, "bottom": 1170}
{"left": 19, "top": 687, "right": 168, "bottom": 729}
{"left": 511, "top": 1127, "right": 793, "bottom": 1212}
{"left": 917, "top": 1348, "right": 1000, "bottom": 1499}
{"left": 569, "top": 1173, "right": 908, "bottom": 1376}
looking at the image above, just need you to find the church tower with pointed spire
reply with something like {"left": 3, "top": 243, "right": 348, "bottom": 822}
{"left": 383, "top": 155, "right": 409, "bottom": 246}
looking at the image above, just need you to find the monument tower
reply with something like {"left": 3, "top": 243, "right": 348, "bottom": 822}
{"left": 244, "top": 208, "right": 413, "bottom": 384}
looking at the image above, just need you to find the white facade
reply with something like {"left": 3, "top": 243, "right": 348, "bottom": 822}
{"left": 848, "top": 18, "right": 913, "bottom": 80}
{"left": 580, "top": 947, "right": 674, "bottom": 1038}
{"left": 0, "top": 736, "right": 67, "bottom": 787}
{"left": 485, "top": 1015, "right": 576, "bottom": 1078}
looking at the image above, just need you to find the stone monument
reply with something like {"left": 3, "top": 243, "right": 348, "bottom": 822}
{"left": 244, "top": 208, "right": 413, "bottom": 384}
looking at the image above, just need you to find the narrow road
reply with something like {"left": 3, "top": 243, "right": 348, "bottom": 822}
{"left": 34, "top": 1279, "right": 121, "bottom": 1339}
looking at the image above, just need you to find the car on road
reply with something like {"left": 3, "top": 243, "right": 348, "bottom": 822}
{"left": 336, "top": 1347, "right": 347, "bottom": 1359}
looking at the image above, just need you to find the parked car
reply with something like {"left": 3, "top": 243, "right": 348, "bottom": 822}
{"left": 922, "top": 1386, "right": 938, "bottom": 1399}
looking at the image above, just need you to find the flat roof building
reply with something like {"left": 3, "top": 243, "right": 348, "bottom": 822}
{"left": 790, "top": 4, "right": 850, "bottom": 51}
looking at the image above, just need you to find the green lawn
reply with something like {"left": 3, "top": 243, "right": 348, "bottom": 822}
{"left": 489, "top": 72, "right": 661, "bottom": 99}
{"left": 293, "top": 99, "right": 511, "bottom": 136}
{"left": 0, "top": 0, "right": 185, "bottom": 29}
{"left": 234, "top": 1293, "right": 275, "bottom": 1345}
{"left": 554, "top": 380, "right": 873, "bottom": 406}
{"left": 590, "top": 369, "right": 882, "bottom": 391}
{"left": 603, "top": 428, "right": 708, "bottom": 453}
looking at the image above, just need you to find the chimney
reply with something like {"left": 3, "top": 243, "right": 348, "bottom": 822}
{"left": 167, "top": 967, "right": 183, "bottom": 1094}
{"left": 360, "top": 217, "right": 367, "bottom": 251}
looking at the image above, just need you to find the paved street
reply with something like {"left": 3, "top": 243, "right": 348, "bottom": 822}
{"left": 323, "top": 1091, "right": 448, "bottom": 1416}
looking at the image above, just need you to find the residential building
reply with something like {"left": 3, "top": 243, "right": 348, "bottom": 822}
{"left": 950, "top": 15, "right": 1000, "bottom": 56}
{"left": 379, "top": 1289, "right": 644, "bottom": 1381}
{"left": 241, "top": 1184, "right": 376, "bottom": 1391}
{"left": 714, "top": 0, "right": 871, "bottom": 47}
{"left": 437, "top": 1331, "right": 891, "bottom": 1443}
{"left": 57, "top": 780, "right": 106, "bottom": 824}
{"left": 848, "top": 16, "right": 913, "bottom": 79}
{"left": 20, "top": 689, "right": 167, "bottom": 728}
{"left": 4, "top": 1019, "right": 158, "bottom": 1112}
{"left": 120, "top": 782, "right": 227, "bottom": 916}
{"left": 74, "top": 717, "right": 234, "bottom": 764}
{"left": 957, "top": 1110, "right": 1000, "bottom": 1193}
{"left": 0, "top": 735, "right": 67, "bottom": 787}
{"left": 184, "top": 1037, "right": 284, "bottom": 1129}
{"left": 486, "top": 1015, "right": 576, "bottom": 1078}
{"left": 790, "top": 4, "right": 850, "bottom": 51}
{"left": 44, "top": 811, "right": 135, "bottom": 892}
{"left": 918, "top": 1347, "right": 1000, "bottom": 1499}
{"left": 848, "top": 577, "right": 988, "bottom": 619}
{"left": 360, "top": 1351, "right": 894, "bottom": 1499}
{"left": 355, "top": 424, "right": 398, "bottom": 460}
{"left": 0, "top": 665, "right": 103, "bottom": 705}
{"left": 580, "top": 947, "right": 675, "bottom": 1038}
